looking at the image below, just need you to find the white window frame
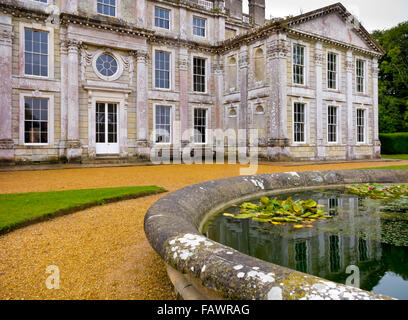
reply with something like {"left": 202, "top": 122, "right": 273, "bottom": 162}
{"left": 19, "top": 22, "right": 54, "bottom": 79}
{"left": 292, "top": 42, "right": 308, "bottom": 86}
{"left": 92, "top": 49, "right": 124, "bottom": 82}
{"left": 152, "top": 46, "right": 175, "bottom": 91}
{"left": 355, "top": 57, "right": 367, "bottom": 94}
{"left": 192, "top": 15, "right": 207, "bottom": 38}
{"left": 191, "top": 54, "right": 210, "bottom": 94}
{"left": 192, "top": 106, "right": 210, "bottom": 145}
{"left": 95, "top": 0, "right": 120, "bottom": 18}
{"left": 153, "top": 5, "right": 172, "bottom": 31}
{"left": 292, "top": 100, "right": 309, "bottom": 145}
{"left": 327, "top": 105, "right": 340, "bottom": 144}
{"left": 356, "top": 107, "right": 367, "bottom": 144}
{"left": 153, "top": 103, "right": 174, "bottom": 145}
{"left": 19, "top": 92, "right": 54, "bottom": 147}
{"left": 327, "top": 51, "right": 340, "bottom": 91}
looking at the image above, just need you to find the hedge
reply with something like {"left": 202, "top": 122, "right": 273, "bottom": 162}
{"left": 379, "top": 133, "right": 408, "bottom": 154}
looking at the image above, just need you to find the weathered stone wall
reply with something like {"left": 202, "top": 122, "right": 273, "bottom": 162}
{"left": 0, "top": 1, "right": 382, "bottom": 163}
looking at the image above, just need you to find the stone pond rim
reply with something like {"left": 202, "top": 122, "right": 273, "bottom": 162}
{"left": 144, "top": 169, "right": 408, "bottom": 300}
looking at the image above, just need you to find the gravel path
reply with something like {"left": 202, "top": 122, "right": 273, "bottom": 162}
{"left": 0, "top": 161, "right": 407, "bottom": 300}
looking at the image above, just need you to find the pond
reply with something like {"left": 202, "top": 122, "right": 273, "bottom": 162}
{"left": 203, "top": 188, "right": 408, "bottom": 300}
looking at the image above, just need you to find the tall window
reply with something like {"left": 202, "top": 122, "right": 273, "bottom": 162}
{"left": 193, "top": 57, "right": 206, "bottom": 93}
{"left": 293, "top": 103, "right": 305, "bottom": 143}
{"left": 328, "top": 106, "right": 338, "bottom": 143}
{"left": 24, "top": 29, "right": 48, "bottom": 77}
{"left": 294, "top": 241, "right": 308, "bottom": 274}
{"left": 327, "top": 52, "right": 338, "bottom": 89}
{"left": 155, "top": 105, "right": 171, "bottom": 143}
{"left": 24, "top": 97, "right": 48, "bottom": 144}
{"left": 356, "top": 59, "right": 365, "bottom": 93}
{"left": 357, "top": 109, "right": 365, "bottom": 143}
{"left": 293, "top": 44, "right": 305, "bottom": 85}
{"left": 97, "top": 0, "right": 116, "bottom": 17}
{"left": 193, "top": 16, "right": 206, "bottom": 37}
{"left": 194, "top": 108, "right": 207, "bottom": 144}
{"left": 329, "top": 235, "right": 341, "bottom": 273}
{"left": 155, "top": 51, "right": 170, "bottom": 89}
{"left": 154, "top": 7, "right": 170, "bottom": 29}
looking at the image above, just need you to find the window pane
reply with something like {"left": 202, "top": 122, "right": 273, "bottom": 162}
{"left": 293, "top": 45, "right": 305, "bottom": 85}
{"left": 24, "top": 97, "right": 48, "bottom": 144}
{"left": 294, "top": 103, "right": 305, "bottom": 142}
{"left": 24, "top": 29, "right": 48, "bottom": 76}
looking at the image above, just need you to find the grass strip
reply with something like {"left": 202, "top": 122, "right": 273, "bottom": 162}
{"left": 0, "top": 185, "right": 165, "bottom": 235}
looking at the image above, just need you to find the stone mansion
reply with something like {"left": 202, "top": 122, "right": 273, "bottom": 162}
{"left": 0, "top": 0, "right": 384, "bottom": 164}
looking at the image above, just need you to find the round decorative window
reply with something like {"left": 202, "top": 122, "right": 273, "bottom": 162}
{"left": 95, "top": 54, "right": 118, "bottom": 77}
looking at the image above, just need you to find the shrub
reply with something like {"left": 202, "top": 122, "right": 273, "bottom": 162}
{"left": 380, "top": 132, "right": 408, "bottom": 154}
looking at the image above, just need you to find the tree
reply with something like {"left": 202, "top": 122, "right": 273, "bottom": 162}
{"left": 372, "top": 22, "right": 408, "bottom": 133}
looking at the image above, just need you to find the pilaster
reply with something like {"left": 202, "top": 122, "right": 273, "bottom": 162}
{"left": 266, "top": 35, "right": 290, "bottom": 160}
{"left": 315, "top": 42, "right": 325, "bottom": 159}
{"left": 65, "top": 39, "right": 82, "bottom": 162}
{"left": 239, "top": 45, "right": 249, "bottom": 147}
{"left": 135, "top": 49, "right": 150, "bottom": 159}
{"left": 346, "top": 50, "right": 354, "bottom": 160}
{"left": 372, "top": 58, "right": 381, "bottom": 159}
{"left": 0, "top": 16, "right": 14, "bottom": 163}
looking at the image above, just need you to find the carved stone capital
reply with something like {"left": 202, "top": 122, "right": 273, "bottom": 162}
{"left": 0, "top": 28, "right": 14, "bottom": 46}
{"left": 267, "top": 40, "right": 288, "bottom": 59}
{"left": 239, "top": 52, "right": 249, "bottom": 68}
{"left": 62, "top": 39, "right": 82, "bottom": 54}
{"left": 314, "top": 53, "right": 323, "bottom": 66}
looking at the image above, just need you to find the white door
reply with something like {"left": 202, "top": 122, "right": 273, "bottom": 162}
{"left": 95, "top": 102, "right": 119, "bottom": 154}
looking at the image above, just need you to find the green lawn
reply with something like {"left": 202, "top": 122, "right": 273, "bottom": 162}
{"left": 381, "top": 154, "right": 408, "bottom": 160}
{"left": 364, "top": 165, "right": 408, "bottom": 170}
{"left": 0, "top": 185, "right": 165, "bottom": 234}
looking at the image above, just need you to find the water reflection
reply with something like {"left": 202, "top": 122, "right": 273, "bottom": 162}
{"left": 205, "top": 190, "right": 408, "bottom": 299}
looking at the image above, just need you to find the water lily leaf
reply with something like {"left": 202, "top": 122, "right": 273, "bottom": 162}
{"left": 223, "top": 213, "right": 235, "bottom": 217}
{"left": 234, "top": 213, "right": 257, "bottom": 219}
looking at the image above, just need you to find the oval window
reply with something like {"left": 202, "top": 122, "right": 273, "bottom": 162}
{"left": 95, "top": 54, "right": 118, "bottom": 77}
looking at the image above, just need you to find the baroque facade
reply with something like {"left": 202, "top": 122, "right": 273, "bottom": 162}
{"left": 0, "top": 0, "right": 384, "bottom": 164}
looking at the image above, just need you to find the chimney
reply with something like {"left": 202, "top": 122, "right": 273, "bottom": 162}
{"left": 224, "top": 0, "right": 243, "bottom": 20}
{"left": 249, "top": 0, "right": 265, "bottom": 25}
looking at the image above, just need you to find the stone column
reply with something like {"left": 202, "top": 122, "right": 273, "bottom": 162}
{"left": 372, "top": 58, "right": 381, "bottom": 159}
{"left": 179, "top": 49, "right": 189, "bottom": 145}
{"left": 346, "top": 50, "right": 354, "bottom": 160}
{"left": 213, "top": 56, "right": 224, "bottom": 130}
{"left": 0, "top": 17, "right": 14, "bottom": 163}
{"left": 179, "top": 7, "right": 187, "bottom": 41}
{"left": 239, "top": 45, "right": 249, "bottom": 147}
{"left": 59, "top": 38, "right": 69, "bottom": 159}
{"left": 66, "top": 39, "right": 82, "bottom": 161}
{"left": 315, "top": 42, "right": 325, "bottom": 159}
{"left": 136, "top": 0, "right": 147, "bottom": 28}
{"left": 266, "top": 35, "right": 290, "bottom": 160}
{"left": 135, "top": 50, "right": 150, "bottom": 159}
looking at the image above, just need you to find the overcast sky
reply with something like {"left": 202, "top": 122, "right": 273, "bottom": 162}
{"left": 242, "top": 0, "right": 408, "bottom": 32}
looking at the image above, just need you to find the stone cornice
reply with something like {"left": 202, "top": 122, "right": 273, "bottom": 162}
{"left": 0, "top": 2, "right": 384, "bottom": 58}
{"left": 285, "top": 28, "right": 383, "bottom": 58}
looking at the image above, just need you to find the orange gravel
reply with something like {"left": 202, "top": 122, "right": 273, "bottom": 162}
{"left": 0, "top": 161, "right": 407, "bottom": 300}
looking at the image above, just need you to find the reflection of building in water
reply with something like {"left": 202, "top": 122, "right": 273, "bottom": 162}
{"left": 207, "top": 195, "right": 385, "bottom": 288}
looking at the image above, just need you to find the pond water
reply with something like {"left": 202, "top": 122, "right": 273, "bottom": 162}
{"left": 203, "top": 188, "right": 408, "bottom": 300}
